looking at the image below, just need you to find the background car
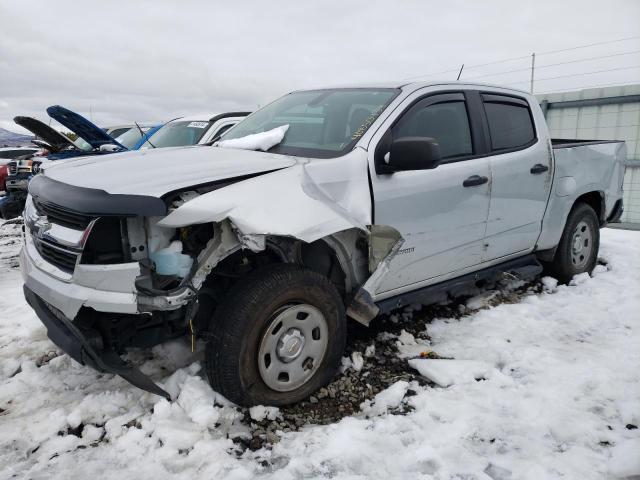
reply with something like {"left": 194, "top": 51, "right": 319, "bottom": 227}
{"left": 1, "top": 108, "right": 131, "bottom": 219}
{"left": 1, "top": 147, "right": 41, "bottom": 195}
{"left": 113, "top": 123, "right": 163, "bottom": 150}
{"left": 0, "top": 146, "right": 40, "bottom": 160}
{"left": 139, "top": 112, "right": 249, "bottom": 149}
{"left": 104, "top": 124, "right": 136, "bottom": 138}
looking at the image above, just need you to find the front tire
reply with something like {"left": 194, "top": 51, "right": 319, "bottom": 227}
{"left": 205, "top": 264, "right": 347, "bottom": 406}
{"left": 547, "top": 203, "right": 600, "bottom": 283}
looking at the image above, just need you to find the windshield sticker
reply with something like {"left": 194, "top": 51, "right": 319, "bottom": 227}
{"left": 350, "top": 106, "right": 385, "bottom": 140}
{"left": 187, "top": 121, "right": 208, "bottom": 129}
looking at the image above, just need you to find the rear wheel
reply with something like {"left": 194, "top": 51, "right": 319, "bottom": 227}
{"left": 546, "top": 203, "right": 600, "bottom": 283}
{"left": 205, "top": 264, "right": 346, "bottom": 406}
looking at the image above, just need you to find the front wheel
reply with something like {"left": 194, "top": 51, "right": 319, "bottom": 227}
{"left": 546, "top": 203, "right": 600, "bottom": 284}
{"left": 205, "top": 264, "right": 347, "bottom": 406}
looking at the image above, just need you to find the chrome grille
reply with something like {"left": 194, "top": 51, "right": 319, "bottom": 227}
{"left": 33, "top": 237, "right": 80, "bottom": 273}
{"left": 8, "top": 161, "right": 17, "bottom": 175}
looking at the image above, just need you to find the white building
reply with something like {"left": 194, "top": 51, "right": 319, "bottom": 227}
{"left": 537, "top": 84, "right": 640, "bottom": 225}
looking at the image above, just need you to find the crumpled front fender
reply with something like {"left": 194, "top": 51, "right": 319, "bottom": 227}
{"left": 158, "top": 149, "right": 372, "bottom": 244}
{"left": 159, "top": 149, "right": 403, "bottom": 326}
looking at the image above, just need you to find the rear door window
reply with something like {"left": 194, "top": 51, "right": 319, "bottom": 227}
{"left": 482, "top": 95, "right": 536, "bottom": 151}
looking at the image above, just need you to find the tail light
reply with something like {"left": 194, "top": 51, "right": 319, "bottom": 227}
{"left": 0, "top": 165, "right": 7, "bottom": 189}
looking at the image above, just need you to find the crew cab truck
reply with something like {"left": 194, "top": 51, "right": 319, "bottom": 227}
{"left": 20, "top": 82, "right": 625, "bottom": 406}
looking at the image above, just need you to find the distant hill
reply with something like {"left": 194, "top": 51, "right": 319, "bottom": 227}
{"left": 0, "top": 127, "right": 34, "bottom": 147}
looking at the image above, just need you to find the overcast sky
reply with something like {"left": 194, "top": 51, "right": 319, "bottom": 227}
{"left": 1, "top": 0, "right": 639, "bottom": 133}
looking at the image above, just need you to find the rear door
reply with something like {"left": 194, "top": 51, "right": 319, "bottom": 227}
{"left": 369, "top": 90, "right": 492, "bottom": 295}
{"left": 481, "top": 93, "right": 552, "bottom": 260}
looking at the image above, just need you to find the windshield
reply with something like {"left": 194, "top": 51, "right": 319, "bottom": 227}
{"left": 146, "top": 120, "right": 211, "bottom": 148}
{"left": 220, "top": 88, "right": 399, "bottom": 158}
{"left": 115, "top": 126, "right": 150, "bottom": 150}
{"left": 107, "top": 127, "right": 132, "bottom": 138}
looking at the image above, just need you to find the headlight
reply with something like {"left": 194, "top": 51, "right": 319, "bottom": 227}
{"left": 18, "top": 159, "right": 33, "bottom": 173}
{"left": 23, "top": 195, "right": 39, "bottom": 228}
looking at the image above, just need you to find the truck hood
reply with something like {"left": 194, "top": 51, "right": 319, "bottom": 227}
{"left": 42, "top": 145, "right": 299, "bottom": 197}
{"left": 46, "top": 105, "right": 125, "bottom": 150}
{"left": 13, "top": 116, "right": 76, "bottom": 153}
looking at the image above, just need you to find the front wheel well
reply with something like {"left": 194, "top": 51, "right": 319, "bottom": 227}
{"left": 194, "top": 236, "right": 352, "bottom": 332}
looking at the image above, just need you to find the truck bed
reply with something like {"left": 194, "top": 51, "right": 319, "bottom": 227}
{"left": 535, "top": 138, "right": 626, "bottom": 251}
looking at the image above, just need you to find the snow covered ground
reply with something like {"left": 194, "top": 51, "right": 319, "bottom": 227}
{"left": 1, "top": 224, "right": 639, "bottom": 479}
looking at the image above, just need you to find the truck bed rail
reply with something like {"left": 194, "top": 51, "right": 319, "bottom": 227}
{"left": 551, "top": 138, "right": 623, "bottom": 149}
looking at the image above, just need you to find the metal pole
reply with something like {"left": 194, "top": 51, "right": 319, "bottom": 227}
{"left": 530, "top": 53, "right": 536, "bottom": 94}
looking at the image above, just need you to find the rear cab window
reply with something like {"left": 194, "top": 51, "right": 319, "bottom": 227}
{"left": 481, "top": 94, "right": 536, "bottom": 152}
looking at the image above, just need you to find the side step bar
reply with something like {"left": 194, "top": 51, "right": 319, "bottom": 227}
{"left": 376, "top": 254, "right": 543, "bottom": 315}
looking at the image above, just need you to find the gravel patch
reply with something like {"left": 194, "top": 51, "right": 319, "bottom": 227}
{"left": 237, "top": 276, "right": 548, "bottom": 452}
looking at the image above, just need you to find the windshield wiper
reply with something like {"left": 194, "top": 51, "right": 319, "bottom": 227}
{"left": 135, "top": 121, "right": 156, "bottom": 149}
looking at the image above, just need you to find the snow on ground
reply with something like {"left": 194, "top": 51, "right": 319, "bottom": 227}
{"left": 0, "top": 225, "right": 639, "bottom": 479}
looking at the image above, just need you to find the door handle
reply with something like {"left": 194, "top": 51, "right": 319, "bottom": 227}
{"left": 463, "top": 175, "right": 488, "bottom": 187}
{"left": 530, "top": 163, "right": 549, "bottom": 174}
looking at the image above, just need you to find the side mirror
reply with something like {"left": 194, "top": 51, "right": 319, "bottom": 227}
{"left": 379, "top": 137, "right": 441, "bottom": 173}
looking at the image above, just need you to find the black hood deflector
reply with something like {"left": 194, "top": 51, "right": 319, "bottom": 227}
{"left": 29, "top": 174, "right": 167, "bottom": 217}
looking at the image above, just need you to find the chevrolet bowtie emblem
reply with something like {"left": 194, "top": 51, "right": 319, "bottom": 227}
{"left": 33, "top": 216, "right": 52, "bottom": 237}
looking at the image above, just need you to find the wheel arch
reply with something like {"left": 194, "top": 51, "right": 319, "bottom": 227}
{"left": 536, "top": 191, "right": 603, "bottom": 263}
{"left": 201, "top": 228, "right": 368, "bottom": 301}
{"left": 266, "top": 229, "right": 368, "bottom": 297}
{"left": 573, "top": 190, "right": 605, "bottom": 226}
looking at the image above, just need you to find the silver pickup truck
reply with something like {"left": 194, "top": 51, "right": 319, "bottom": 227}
{"left": 20, "top": 81, "right": 626, "bottom": 406}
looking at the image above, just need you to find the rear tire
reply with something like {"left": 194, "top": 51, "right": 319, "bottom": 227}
{"left": 205, "top": 264, "right": 346, "bottom": 406}
{"left": 546, "top": 203, "right": 600, "bottom": 284}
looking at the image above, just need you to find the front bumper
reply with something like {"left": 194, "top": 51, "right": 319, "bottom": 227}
{"left": 23, "top": 285, "right": 170, "bottom": 399}
{"left": 5, "top": 173, "right": 32, "bottom": 192}
{"left": 21, "top": 225, "right": 193, "bottom": 319}
{"left": 20, "top": 230, "right": 140, "bottom": 320}
{"left": 20, "top": 230, "right": 185, "bottom": 399}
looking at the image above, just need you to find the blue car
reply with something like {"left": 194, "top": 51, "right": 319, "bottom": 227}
{"left": 111, "top": 123, "right": 163, "bottom": 150}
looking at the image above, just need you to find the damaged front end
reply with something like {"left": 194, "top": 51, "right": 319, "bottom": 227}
{"left": 21, "top": 178, "right": 257, "bottom": 398}
{"left": 21, "top": 150, "right": 403, "bottom": 398}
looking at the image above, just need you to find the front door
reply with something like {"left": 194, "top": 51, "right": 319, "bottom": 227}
{"left": 369, "top": 92, "right": 491, "bottom": 296}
